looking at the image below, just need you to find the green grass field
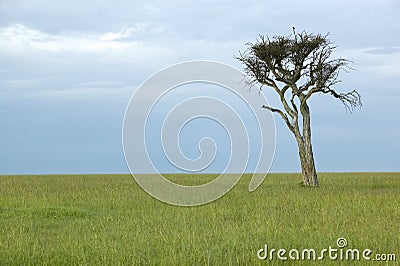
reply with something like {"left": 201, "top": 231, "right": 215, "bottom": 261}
{"left": 0, "top": 173, "right": 399, "bottom": 265}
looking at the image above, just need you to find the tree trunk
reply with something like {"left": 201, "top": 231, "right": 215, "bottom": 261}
{"left": 297, "top": 102, "right": 319, "bottom": 186}
{"left": 297, "top": 139, "right": 318, "bottom": 186}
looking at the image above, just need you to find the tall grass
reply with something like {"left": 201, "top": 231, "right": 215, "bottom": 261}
{"left": 0, "top": 173, "right": 399, "bottom": 264}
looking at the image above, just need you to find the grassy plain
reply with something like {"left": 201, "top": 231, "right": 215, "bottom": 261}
{"left": 0, "top": 173, "right": 399, "bottom": 265}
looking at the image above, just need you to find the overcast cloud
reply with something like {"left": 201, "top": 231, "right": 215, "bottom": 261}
{"left": 0, "top": 0, "right": 399, "bottom": 174}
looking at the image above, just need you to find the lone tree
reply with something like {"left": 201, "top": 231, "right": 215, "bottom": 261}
{"left": 238, "top": 28, "right": 361, "bottom": 186}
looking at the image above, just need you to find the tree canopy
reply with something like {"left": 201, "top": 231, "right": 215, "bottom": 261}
{"left": 238, "top": 28, "right": 361, "bottom": 113}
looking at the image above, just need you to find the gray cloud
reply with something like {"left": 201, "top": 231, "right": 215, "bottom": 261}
{"left": 365, "top": 47, "right": 400, "bottom": 55}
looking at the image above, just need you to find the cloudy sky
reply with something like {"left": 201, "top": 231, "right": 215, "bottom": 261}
{"left": 0, "top": 0, "right": 399, "bottom": 174}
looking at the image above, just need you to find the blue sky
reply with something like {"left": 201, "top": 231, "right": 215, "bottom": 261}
{"left": 0, "top": 0, "right": 399, "bottom": 174}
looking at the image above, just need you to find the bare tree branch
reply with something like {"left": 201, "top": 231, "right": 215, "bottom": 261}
{"left": 322, "top": 89, "right": 362, "bottom": 112}
{"left": 261, "top": 105, "right": 295, "bottom": 134}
